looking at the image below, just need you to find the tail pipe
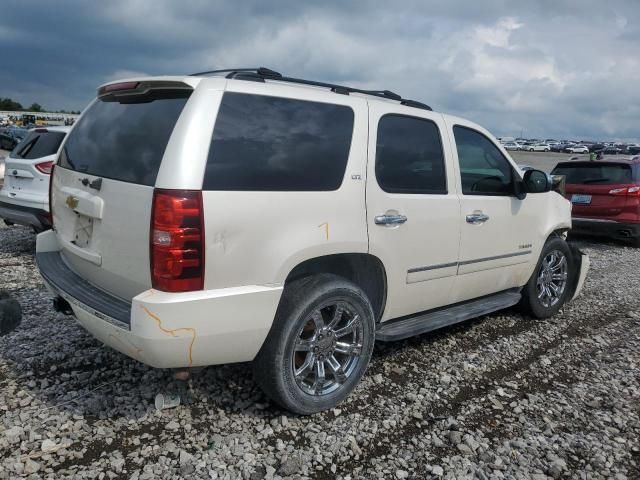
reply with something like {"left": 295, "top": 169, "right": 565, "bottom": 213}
{"left": 566, "top": 242, "right": 590, "bottom": 302}
{"left": 53, "top": 296, "right": 74, "bottom": 315}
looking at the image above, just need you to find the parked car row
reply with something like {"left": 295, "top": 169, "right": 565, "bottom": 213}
{"left": 498, "top": 137, "right": 640, "bottom": 155}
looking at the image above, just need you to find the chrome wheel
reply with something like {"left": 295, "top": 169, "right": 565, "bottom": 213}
{"left": 536, "top": 250, "right": 568, "bottom": 308}
{"left": 292, "top": 301, "right": 363, "bottom": 396}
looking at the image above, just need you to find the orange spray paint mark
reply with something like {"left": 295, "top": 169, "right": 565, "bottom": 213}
{"left": 318, "top": 222, "right": 329, "bottom": 241}
{"left": 140, "top": 306, "right": 197, "bottom": 367}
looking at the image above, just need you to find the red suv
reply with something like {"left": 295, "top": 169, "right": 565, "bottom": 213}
{"left": 551, "top": 157, "right": 640, "bottom": 246}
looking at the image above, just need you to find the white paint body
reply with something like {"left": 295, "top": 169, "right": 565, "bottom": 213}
{"left": 37, "top": 75, "right": 583, "bottom": 368}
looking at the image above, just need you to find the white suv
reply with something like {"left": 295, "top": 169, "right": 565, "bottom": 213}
{"left": 0, "top": 126, "right": 70, "bottom": 231}
{"left": 36, "top": 68, "right": 588, "bottom": 414}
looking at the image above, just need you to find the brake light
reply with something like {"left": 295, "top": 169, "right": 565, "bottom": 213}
{"left": 150, "top": 189, "right": 205, "bottom": 292}
{"left": 35, "top": 160, "right": 54, "bottom": 174}
{"left": 608, "top": 186, "right": 640, "bottom": 196}
{"left": 104, "top": 81, "right": 139, "bottom": 93}
{"left": 47, "top": 164, "right": 55, "bottom": 225}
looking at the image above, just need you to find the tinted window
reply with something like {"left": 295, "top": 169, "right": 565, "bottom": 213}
{"left": 59, "top": 90, "right": 191, "bottom": 186}
{"left": 454, "top": 126, "right": 514, "bottom": 195}
{"left": 204, "top": 93, "right": 354, "bottom": 191}
{"left": 12, "top": 131, "right": 66, "bottom": 159}
{"left": 551, "top": 162, "right": 633, "bottom": 184}
{"left": 375, "top": 114, "right": 446, "bottom": 194}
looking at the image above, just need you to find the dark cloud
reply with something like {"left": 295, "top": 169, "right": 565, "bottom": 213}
{"left": 1, "top": 0, "right": 639, "bottom": 140}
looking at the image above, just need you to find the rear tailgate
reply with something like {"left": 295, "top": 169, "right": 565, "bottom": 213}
{"left": 565, "top": 183, "right": 634, "bottom": 218}
{"left": 3, "top": 129, "right": 67, "bottom": 208}
{"left": 51, "top": 82, "right": 192, "bottom": 301}
{"left": 553, "top": 161, "right": 637, "bottom": 220}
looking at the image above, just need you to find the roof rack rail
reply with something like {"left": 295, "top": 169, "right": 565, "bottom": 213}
{"left": 190, "top": 67, "right": 432, "bottom": 110}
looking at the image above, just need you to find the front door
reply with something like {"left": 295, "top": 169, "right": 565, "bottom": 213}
{"left": 446, "top": 120, "right": 537, "bottom": 303}
{"left": 366, "top": 104, "right": 461, "bottom": 321}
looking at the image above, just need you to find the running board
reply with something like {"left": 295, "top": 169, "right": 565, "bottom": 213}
{"left": 376, "top": 290, "right": 521, "bottom": 342}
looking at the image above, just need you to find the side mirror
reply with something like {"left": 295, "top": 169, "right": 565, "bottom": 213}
{"left": 523, "top": 169, "right": 551, "bottom": 193}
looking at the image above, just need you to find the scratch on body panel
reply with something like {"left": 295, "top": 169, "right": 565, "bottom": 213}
{"left": 140, "top": 306, "right": 197, "bottom": 367}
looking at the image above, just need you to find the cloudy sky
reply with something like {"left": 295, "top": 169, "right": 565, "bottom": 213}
{"left": 2, "top": 0, "right": 639, "bottom": 141}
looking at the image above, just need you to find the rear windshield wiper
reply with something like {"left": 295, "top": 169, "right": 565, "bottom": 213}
{"left": 14, "top": 136, "right": 39, "bottom": 159}
{"left": 582, "top": 178, "right": 610, "bottom": 184}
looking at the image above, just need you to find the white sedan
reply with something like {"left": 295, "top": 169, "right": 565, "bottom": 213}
{"left": 565, "top": 145, "right": 589, "bottom": 154}
{"left": 527, "top": 144, "right": 551, "bottom": 152}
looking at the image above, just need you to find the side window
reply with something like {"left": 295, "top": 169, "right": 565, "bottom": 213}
{"left": 453, "top": 126, "right": 515, "bottom": 196}
{"left": 375, "top": 114, "right": 447, "bottom": 194}
{"left": 204, "top": 93, "right": 354, "bottom": 191}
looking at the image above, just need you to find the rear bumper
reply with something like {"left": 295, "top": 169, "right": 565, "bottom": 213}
{"left": 571, "top": 217, "right": 640, "bottom": 240}
{"left": 0, "top": 199, "right": 50, "bottom": 230}
{"left": 35, "top": 230, "right": 283, "bottom": 368}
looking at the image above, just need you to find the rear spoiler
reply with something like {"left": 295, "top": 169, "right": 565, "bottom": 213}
{"left": 97, "top": 81, "right": 193, "bottom": 98}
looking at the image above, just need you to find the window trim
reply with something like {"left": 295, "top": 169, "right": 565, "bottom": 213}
{"left": 375, "top": 113, "right": 448, "bottom": 195}
{"left": 453, "top": 124, "right": 518, "bottom": 197}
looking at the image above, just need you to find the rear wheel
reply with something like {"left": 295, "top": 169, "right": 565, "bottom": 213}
{"left": 253, "top": 274, "right": 375, "bottom": 414}
{"left": 519, "top": 237, "right": 572, "bottom": 318}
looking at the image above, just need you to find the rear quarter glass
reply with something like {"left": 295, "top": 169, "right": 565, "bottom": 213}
{"left": 58, "top": 89, "right": 191, "bottom": 186}
{"left": 203, "top": 92, "right": 354, "bottom": 191}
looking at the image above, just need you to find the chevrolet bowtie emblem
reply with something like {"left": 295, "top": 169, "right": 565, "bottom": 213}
{"left": 65, "top": 195, "right": 79, "bottom": 210}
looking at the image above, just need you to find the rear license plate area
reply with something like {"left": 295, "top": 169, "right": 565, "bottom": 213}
{"left": 571, "top": 194, "right": 592, "bottom": 205}
{"left": 72, "top": 214, "right": 94, "bottom": 248}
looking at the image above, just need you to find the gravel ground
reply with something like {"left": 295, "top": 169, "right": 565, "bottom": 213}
{"left": 1, "top": 222, "right": 639, "bottom": 480}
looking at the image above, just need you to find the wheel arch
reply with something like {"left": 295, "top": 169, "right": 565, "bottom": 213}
{"left": 283, "top": 253, "right": 388, "bottom": 323}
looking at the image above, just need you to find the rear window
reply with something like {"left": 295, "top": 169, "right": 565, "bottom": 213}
{"left": 551, "top": 162, "right": 633, "bottom": 184}
{"left": 58, "top": 89, "right": 191, "bottom": 186}
{"left": 12, "top": 131, "right": 66, "bottom": 159}
{"left": 204, "top": 92, "right": 354, "bottom": 191}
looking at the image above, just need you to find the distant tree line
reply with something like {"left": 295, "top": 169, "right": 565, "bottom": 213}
{"left": 0, "top": 97, "right": 80, "bottom": 114}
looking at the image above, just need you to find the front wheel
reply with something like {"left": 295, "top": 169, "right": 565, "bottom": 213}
{"left": 519, "top": 237, "right": 573, "bottom": 318}
{"left": 253, "top": 274, "right": 375, "bottom": 414}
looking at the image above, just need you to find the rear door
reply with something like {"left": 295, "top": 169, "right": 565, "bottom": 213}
{"left": 51, "top": 84, "right": 193, "bottom": 300}
{"left": 366, "top": 105, "right": 461, "bottom": 321}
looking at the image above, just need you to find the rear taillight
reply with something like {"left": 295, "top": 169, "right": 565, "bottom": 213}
{"left": 150, "top": 189, "right": 205, "bottom": 292}
{"left": 608, "top": 186, "right": 640, "bottom": 196}
{"left": 35, "top": 160, "right": 54, "bottom": 174}
{"left": 47, "top": 164, "right": 55, "bottom": 225}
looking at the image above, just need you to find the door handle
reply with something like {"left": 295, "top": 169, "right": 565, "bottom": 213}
{"left": 466, "top": 212, "right": 490, "bottom": 224}
{"left": 374, "top": 214, "right": 407, "bottom": 226}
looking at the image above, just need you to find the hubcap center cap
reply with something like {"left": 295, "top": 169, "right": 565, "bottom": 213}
{"left": 316, "top": 331, "right": 335, "bottom": 355}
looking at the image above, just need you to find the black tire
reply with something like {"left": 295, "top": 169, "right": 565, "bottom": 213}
{"left": 519, "top": 237, "right": 573, "bottom": 319}
{"left": 253, "top": 274, "right": 375, "bottom": 415}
